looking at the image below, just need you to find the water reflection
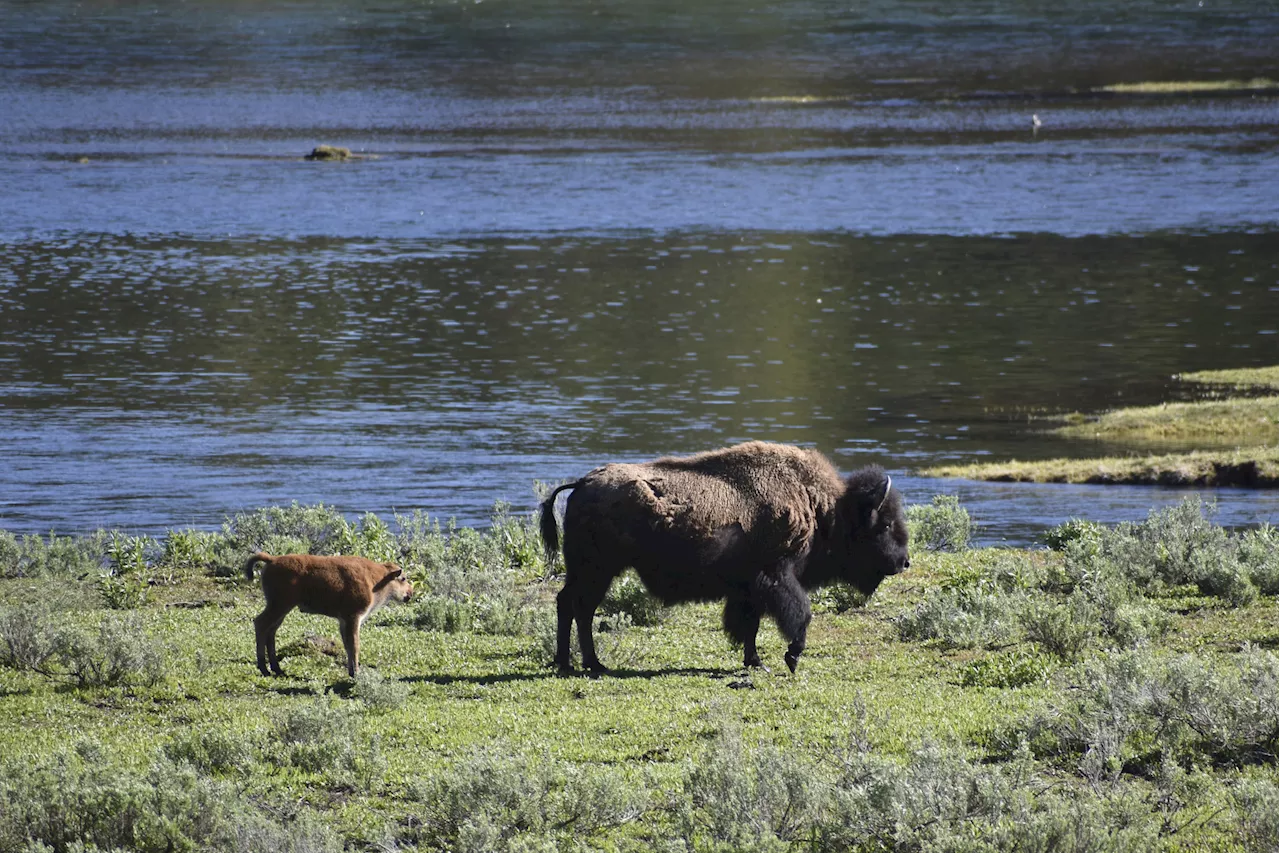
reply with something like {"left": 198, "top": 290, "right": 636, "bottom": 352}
{"left": 0, "top": 232, "right": 1274, "bottom": 538}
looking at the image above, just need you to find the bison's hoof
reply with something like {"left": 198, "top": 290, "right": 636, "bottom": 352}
{"left": 784, "top": 652, "right": 800, "bottom": 674}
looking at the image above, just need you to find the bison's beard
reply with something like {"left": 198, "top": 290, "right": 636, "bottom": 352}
{"left": 849, "top": 573, "right": 886, "bottom": 596}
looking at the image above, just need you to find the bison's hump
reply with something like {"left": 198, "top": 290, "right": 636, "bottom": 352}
{"left": 577, "top": 442, "right": 839, "bottom": 547}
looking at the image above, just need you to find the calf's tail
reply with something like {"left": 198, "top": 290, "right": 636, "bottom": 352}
{"left": 540, "top": 481, "right": 583, "bottom": 567}
{"left": 242, "top": 551, "right": 272, "bottom": 580}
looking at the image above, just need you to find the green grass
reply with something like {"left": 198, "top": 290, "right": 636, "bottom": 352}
{"left": 920, "top": 445, "right": 1278, "bottom": 486}
{"left": 1052, "top": 397, "right": 1278, "bottom": 443}
{"left": 0, "top": 499, "right": 1274, "bottom": 851}
{"left": 1093, "top": 78, "right": 1275, "bottom": 93}
{"left": 922, "top": 366, "right": 1279, "bottom": 488}
{"left": 1177, "top": 366, "right": 1280, "bottom": 393}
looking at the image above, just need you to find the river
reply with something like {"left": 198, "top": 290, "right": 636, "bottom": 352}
{"left": 1, "top": 0, "right": 1276, "bottom": 544}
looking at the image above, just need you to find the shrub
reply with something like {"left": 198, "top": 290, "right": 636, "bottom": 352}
{"left": 0, "top": 531, "right": 19, "bottom": 577}
{"left": 98, "top": 532, "right": 155, "bottom": 608}
{"left": 682, "top": 724, "right": 819, "bottom": 847}
{"left": 224, "top": 503, "right": 353, "bottom": 558}
{"left": 1238, "top": 525, "right": 1279, "bottom": 595}
{"left": 268, "top": 700, "right": 384, "bottom": 789}
{"left": 961, "top": 648, "right": 1058, "bottom": 688}
{"left": 163, "top": 727, "right": 260, "bottom": 776}
{"left": 59, "top": 614, "right": 166, "bottom": 688}
{"left": 1004, "top": 646, "right": 1279, "bottom": 775}
{"left": 893, "top": 586, "right": 1024, "bottom": 649}
{"left": 351, "top": 668, "right": 411, "bottom": 712}
{"left": 331, "top": 512, "right": 398, "bottom": 563}
{"left": 1231, "top": 774, "right": 1280, "bottom": 853}
{"left": 0, "top": 604, "right": 61, "bottom": 674}
{"left": 158, "top": 528, "right": 222, "bottom": 574}
{"left": 1042, "top": 518, "right": 1106, "bottom": 551}
{"left": 489, "top": 499, "right": 548, "bottom": 579}
{"left": 407, "top": 748, "right": 557, "bottom": 850}
{"left": 2, "top": 530, "right": 111, "bottom": 578}
{"left": 1020, "top": 593, "right": 1099, "bottom": 660}
{"left": 0, "top": 745, "right": 344, "bottom": 853}
{"left": 906, "top": 494, "right": 972, "bottom": 551}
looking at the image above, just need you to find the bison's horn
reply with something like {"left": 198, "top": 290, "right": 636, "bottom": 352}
{"left": 876, "top": 474, "right": 892, "bottom": 511}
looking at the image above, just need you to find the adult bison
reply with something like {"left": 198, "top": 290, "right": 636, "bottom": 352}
{"left": 540, "top": 441, "right": 910, "bottom": 674}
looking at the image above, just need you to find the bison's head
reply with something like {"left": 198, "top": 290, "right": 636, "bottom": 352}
{"left": 830, "top": 467, "right": 910, "bottom": 594}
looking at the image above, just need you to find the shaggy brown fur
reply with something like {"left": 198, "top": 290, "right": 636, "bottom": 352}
{"left": 541, "top": 441, "right": 910, "bottom": 674}
{"left": 243, "top": 552, "right": 413, "bottom": 678}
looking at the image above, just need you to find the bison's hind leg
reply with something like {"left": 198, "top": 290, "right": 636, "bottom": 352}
{"left": 722, "top": 590, "right": 764, "bottom": 669}
{"left": 557, "top": 541, "right": 622, "bottom": 674}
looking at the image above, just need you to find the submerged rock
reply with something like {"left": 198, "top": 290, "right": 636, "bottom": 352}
{"left": 305, "top": 145, "right": 356, "bottom": 161}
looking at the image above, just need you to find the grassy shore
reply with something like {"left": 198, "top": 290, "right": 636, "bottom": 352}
{"left": 1176, "top": 366, "right": 1280, "bottom": 394}
{"left": 921, "top": 366, "right": 1279, "bottom": 487}
{"left": 1054, "top": 397, "right": 1277, "bottom": 443}
{"left": 0, "top": 499, "right": 1274, "bottom": 851}
{"left": 923, "top": 445, "right": 1279, "bottom": 487}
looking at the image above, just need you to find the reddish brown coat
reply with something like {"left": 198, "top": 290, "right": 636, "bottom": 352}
{"left": 243, "top": 552, "right": 413, "bottom": 677}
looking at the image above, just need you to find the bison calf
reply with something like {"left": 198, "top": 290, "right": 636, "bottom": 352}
{"left": 541, "top": 441, "right": 910, "bottom": 674}
{"left": 243, "top": 552, "right": 413, "bottom": 678}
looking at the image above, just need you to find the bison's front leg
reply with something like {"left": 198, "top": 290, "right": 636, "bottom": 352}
{"left": 757, "top": 570, "right": 812, "bottom": 673}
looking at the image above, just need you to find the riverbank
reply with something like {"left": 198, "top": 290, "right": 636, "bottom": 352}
{"left": 920, "top": 367, "right": 1279, "bottom": 488}
{"left": 923, "top": 445, "right": 1278, "bottom": 487}
{"left": 0, "top": 499, "right": 1274, "bottom": 851}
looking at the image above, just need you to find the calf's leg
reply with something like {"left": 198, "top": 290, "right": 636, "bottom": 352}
{"left": 254, "top": 605, "right": 292, "bottom": 676}
{"left": 339, "top": 616, "right": 361, "bottom": 677}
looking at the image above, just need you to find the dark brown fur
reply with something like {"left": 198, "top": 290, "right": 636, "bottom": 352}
{"left": 541, "top": 441, "right": 910, "bottom": 674}
{"left": 243, "top": 552, "right": 413, "bottom": 677}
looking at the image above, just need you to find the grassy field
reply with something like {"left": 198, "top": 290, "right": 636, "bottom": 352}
{"left": 0, "top": 498, "right": 1275, "bottom": 852}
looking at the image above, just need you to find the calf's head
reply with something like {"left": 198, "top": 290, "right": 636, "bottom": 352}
{"left": 374, "top": 565, "right": 414, "bottom": 603}
{"left": 834, "top": 467, "right": 910, "bottom": 594}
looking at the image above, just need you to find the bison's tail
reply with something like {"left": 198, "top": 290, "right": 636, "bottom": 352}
{"left": 242, "top": 551, "right": 271, "bottom": 581}
{"left": 539, "top": 481, "right": 582, "bottom": 568}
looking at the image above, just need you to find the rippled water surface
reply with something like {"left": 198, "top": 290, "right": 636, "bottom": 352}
{"left": 1, "top": 0, "right": 1276, "bottom": 542}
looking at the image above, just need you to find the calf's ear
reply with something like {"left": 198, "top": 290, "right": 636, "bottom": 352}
{"left": 374, "top": 566, "right": 405, "bottom": 590}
